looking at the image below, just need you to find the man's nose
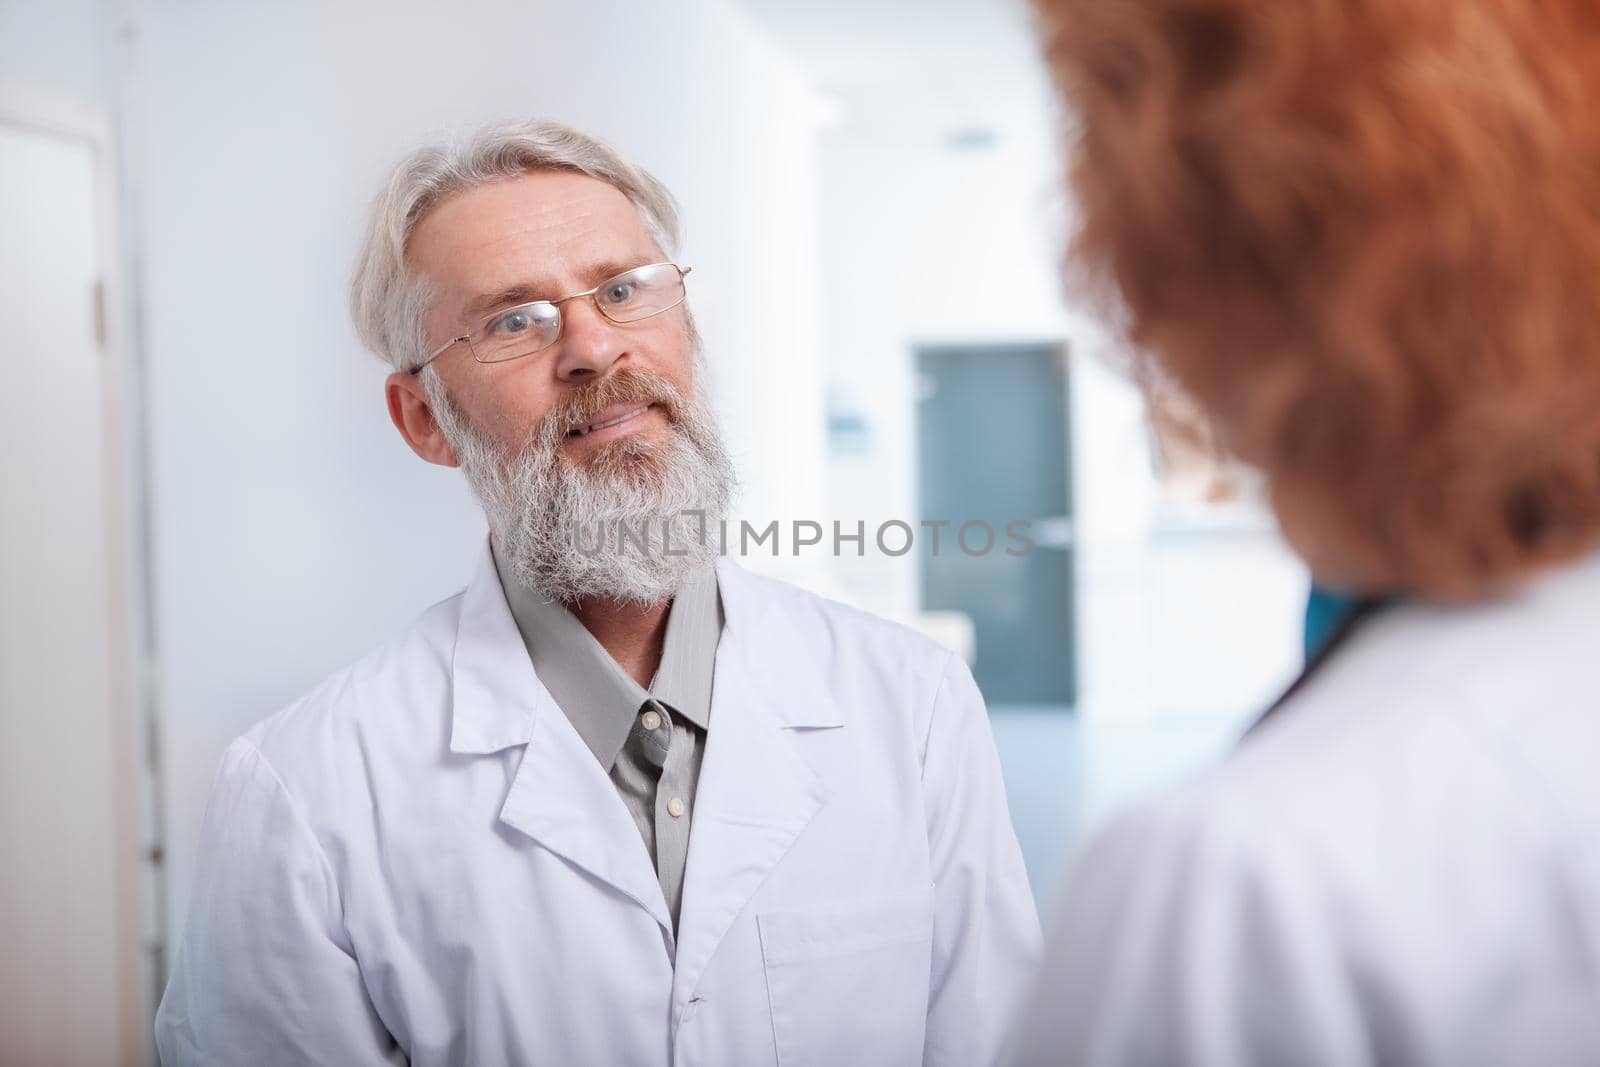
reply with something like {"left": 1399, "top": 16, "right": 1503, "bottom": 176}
{"left": 551, "top": 298, "right": 627, "bottom": 383}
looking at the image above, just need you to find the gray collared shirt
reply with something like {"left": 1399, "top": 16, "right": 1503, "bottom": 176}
{"left": 493, "top": 548, "right": 720, "bottom": 930}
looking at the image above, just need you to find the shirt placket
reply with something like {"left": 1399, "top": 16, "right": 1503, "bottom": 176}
{"left": 638, "top": 698, "right": 695, "bottom": 926}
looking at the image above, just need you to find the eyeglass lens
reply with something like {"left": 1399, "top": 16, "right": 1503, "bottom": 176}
{"left": 468, "top": 262, "right": 687, "bottom": 364}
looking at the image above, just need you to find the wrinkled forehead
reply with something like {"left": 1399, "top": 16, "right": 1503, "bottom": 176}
{"left": 407, "top": 170, "right": 664, "bottom": 316}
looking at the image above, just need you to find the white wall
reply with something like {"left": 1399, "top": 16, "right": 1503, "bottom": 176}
{"left": 128, "top": 0, "right": 826, "bottom": 961}
{"left": 0, "top": 0, "right": 115, "bottom": 106}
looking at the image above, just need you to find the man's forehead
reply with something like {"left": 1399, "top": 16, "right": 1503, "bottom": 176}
{"left": 408, "top": 171, "right": 659, "bottom": 297}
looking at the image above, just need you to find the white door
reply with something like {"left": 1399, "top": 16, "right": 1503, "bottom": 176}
{"left": 0, "top": 109, "right": 145, "bottom": 1065}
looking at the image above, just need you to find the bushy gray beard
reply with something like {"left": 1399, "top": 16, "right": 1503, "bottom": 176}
{"left": 422, "top": 362, "right": 735, "bottom": 607}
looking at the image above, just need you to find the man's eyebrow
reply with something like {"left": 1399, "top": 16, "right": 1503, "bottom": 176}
{"left": 461, "top": 283, "right": 547, "bottom": 323}
{"left": 459, "top": 259, "right": 658, "bottom": 324}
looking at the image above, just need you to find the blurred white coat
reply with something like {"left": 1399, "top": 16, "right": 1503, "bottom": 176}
{"left": 1009, "top": 551, "right": 1600, "bottom": 1066}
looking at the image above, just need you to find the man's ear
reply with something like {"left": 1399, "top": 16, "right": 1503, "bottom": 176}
{"left": 385, "top": 371, "right": 461, "bottom": 467}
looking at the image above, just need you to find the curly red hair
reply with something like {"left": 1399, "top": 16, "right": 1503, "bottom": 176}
{"left": 1035, "top": 0, "right": 1600, "bottom": 597}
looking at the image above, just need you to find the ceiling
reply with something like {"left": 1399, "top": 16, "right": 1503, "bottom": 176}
{"left": 734, "top": 0, "right": 1053, "bottom": 137}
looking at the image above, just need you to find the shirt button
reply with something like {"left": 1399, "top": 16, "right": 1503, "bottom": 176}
{"left": 641, "top": 709, "right": 663, "bottom": 731}
{"left": 667, "top": 797, "right": 687, "bottom": 818}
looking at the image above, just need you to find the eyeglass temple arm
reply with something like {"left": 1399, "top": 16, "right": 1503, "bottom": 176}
{"left": 410, "top": 335, "right": 467, "bottom": 376}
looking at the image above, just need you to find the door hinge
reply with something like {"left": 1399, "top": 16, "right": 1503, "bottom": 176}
{"left": 93, "top": 278, "right": 108, "bottom": 349}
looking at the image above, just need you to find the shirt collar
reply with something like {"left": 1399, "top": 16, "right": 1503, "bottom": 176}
{"left": 650, "top": 565, "right": 720, "bottom": 731}
{"left": 492, "top": 543, "right": 720, "bottom": 770}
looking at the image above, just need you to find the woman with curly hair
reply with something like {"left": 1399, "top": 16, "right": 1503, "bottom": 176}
{"left": 1012, "top": 1, "right": 1600, "bottom": 1063}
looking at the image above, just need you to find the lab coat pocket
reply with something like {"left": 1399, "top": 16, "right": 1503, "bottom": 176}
{"left": 757, "top": 885, "right": 935, "bottom": 1067}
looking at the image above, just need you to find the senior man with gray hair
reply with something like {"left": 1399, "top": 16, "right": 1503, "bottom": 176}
{"left": 155, "top": 119, "right": 1040, "bottom": 1066}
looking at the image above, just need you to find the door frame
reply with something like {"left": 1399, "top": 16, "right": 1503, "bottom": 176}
{"left": 0, "top": 76, "right": 149, "bottom": 1065}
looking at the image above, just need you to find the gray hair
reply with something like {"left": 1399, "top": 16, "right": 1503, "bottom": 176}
{"left": 348, "top": 119, "right": 683, "bottom": 372}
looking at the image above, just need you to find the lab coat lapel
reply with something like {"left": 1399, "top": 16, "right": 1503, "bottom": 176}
{"left": 670, "top": 561, "right": 843, "bottom": 1011}
{"left": 498, "top": 710, "right": 674, "bottom": 935}
{"left": 448, "top": 539, "right": 672, "bottom": 935}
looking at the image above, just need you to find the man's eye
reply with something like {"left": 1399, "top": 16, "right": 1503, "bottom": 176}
{"left": 496, "top": 310, "right": 534, "bottom": 334}
{"left": 604, "top": 282, "right": 636, "bottom": 304}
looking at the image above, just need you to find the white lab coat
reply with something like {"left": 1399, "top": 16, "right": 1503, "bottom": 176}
{"left": 1009, "top": 551, "right": 1600, "bottom": 1066}
{"left": 156, "top": 541, "right": 1042, "bottom": 1066}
